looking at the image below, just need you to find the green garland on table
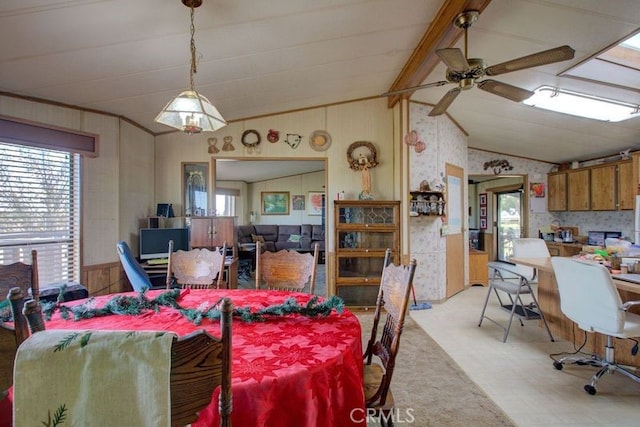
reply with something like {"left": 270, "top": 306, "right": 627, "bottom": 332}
{"left": 40, "top": 289, "right": 344, "bottom": 325}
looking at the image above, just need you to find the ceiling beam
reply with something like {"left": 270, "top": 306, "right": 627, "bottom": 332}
{"left": 387, "top": 0, "right": 492, "bottom": 107}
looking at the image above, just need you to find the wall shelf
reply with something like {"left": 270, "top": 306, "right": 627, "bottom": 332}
{"left": 409, "top": 191, "right": 445, "bottom": 216}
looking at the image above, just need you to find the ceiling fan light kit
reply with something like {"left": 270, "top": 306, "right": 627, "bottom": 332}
{"left": 155, "top": 0, "right": 227, "bottom": 135}
{"left": 384, "top": 10, "right": 575, "bottom": 118}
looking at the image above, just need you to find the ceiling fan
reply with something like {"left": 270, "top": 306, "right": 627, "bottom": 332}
{"left": 384, "top": 10, "right": 575, "bottom": 116}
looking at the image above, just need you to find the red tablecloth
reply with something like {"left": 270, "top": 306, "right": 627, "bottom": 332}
{"left": 0, "top": 289, "right": 366, "bottom": 426}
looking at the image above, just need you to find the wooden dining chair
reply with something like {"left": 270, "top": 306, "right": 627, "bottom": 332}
{"left": 167, "top": 240, "right": 228, "bottom": 289}
{"left": 0, "top": 249, "right": 40, "bottom": 345}
{"left": 0, "top": 249, "right": 40, "bottom": 305}
{"left": 254, "top": 242, "right": 319, "bottom": 293}
{"left": 12, "top": 298, "right": 233, "bottom": 426}
{"left": 363, "top": 249, "right": 417, "bottom": 427}
{"left": 0, "top": 250, "right": 39, "bottom": 390}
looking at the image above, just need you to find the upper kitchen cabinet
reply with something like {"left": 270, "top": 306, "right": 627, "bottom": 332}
{"left": 590, "top": 164, "right": 615, "bottom": 210}
{"left": 590, "top": 160, "right": 633, "bottom": 211}
{"left": 548, "top": 158, "right": 634, "bottom": 213}
{"left": 567, "top": 169, "right": 590, "bottom": 211}
{"left": 633, "top": 153, "right": 640, "bottom": 197}
{"left": 547, "top": 172, "right": 567, "bottom": 211}
{"left": 617, "top": 160, "right": 634, "bottom": 210}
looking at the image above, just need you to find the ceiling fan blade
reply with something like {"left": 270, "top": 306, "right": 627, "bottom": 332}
{"left": 485, "top": 45, "right": 575, "bottom": 76}
{"left": 477, "top": 79, "right": 534, "bottom": 102}
{"left": 381, "top": 80, "right": 449, "bottom": 97}
{"left": 437, "top": 48, "right": 470, "bottom": 72}
{"left": 428, "top": 88, "right": 461, "bottom": 116}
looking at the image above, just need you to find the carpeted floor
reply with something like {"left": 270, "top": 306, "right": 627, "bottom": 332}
{"left": 356, "top": 312, "right": 515, "bottom": 427}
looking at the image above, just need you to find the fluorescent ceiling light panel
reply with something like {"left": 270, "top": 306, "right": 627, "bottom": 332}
{"left": 523, "top": 86, "right": 640, "bottom": 122}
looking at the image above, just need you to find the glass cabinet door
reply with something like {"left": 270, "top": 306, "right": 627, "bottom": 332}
{"left": 337, "top": 231, "right": 395, "bottom": 250}
{"left": 337, "top": 205, "right": 397, "bottom": 225}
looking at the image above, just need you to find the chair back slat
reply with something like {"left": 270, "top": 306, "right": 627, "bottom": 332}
{"left": 0, "top": 250, "right": 39, "bottom": 303}
{"left": 168, "top": 242, "right": 228, "bottom": 289}
{"left": 255, "top": 242, "right": 319, "bottom": 293}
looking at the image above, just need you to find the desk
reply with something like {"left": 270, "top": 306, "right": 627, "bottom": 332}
{"left": 510, "top": 257, "right": 640, "bottom": 368}
{"left": 0, "top": 289, "right": 365, "bottom": 426}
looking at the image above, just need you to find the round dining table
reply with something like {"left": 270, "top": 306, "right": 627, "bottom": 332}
{"left": 0, "top": 289, "right": 366, "bottom": 426}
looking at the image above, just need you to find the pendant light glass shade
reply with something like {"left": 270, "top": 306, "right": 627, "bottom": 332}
{"left": 154, "top": 0, "right": 226, "bottom": 134}
{"left": 155, "top": 89, "right": 227, "bottom": 134}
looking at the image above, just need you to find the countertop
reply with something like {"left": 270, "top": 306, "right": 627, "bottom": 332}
{"left": 510, "top": 256, "right": 640, "bottom": 293}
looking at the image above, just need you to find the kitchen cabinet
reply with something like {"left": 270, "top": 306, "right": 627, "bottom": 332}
{"left": 589, "top": 160, "right": 633, "bottom": 211}
{"left": 590, "top": 164, "right": 616, "bottom": 210}
{"left": 186, "top": 216, "right": 236, "bottom": 250}
{"left": 469, "top": 250, "right": 488, "bottom": 286}
{"left": 633, "top": 152, "right": 640, "bottom": 197}
{"left": 617, "top": 160, "right": 634, "bottom": 210}
{"left": 334, "top": 200, "right": 400, "bottom": 307}
{"left": 547, "top": 172, "right": 567, "bottom": 211}
{"left": 548, "top": 159, "right": 634, "bottom": 213}
{"left": 567, "top": 169, "right": 590, "bottom": 211}
{"left": 545, "top": 242, "right": 582, "bottom": 257}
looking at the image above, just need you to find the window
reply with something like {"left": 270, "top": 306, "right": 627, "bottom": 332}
{"left": 215, "top": 187, "right": 239, "bottom": 217}
{"left": 215, "top": 194, "right": 236, "bottom": 216}
{"left": 0, "top": 141, "right": 81, "bottom": 285}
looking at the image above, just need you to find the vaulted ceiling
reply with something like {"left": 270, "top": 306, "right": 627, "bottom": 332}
{"left": 1, "top": 0, "right": 639, "bottom": 165}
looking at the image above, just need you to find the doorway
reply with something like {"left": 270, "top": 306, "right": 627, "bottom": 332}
{"left": 496, "top": 189, "right": 524, "bottom": 261}
{"left": 468, "top": 175, "right": 527, "bottom": 262}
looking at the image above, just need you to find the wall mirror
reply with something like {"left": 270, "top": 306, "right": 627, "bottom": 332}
{"left": 183, "top": 162, "right": 208, "bottom": 216}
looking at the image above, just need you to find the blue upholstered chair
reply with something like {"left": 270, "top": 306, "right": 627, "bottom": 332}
{"left": 116, "top": 241, "right": 164, "bottom": 291}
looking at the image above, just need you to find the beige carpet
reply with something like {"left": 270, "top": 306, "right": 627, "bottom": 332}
{"left": 356, "top": 312, "right": 515, "bottom": 427}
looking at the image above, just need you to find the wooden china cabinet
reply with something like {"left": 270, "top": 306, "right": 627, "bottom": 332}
{"left": 334, "top": 200, "right": 400, "bottom": 307}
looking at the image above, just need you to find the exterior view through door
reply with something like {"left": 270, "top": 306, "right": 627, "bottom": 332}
{"left": 496, "top": 190, "right": 524, "bottom": 262}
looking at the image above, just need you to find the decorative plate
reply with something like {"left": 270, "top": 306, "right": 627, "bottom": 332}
{"left": 309, "top": 130, "right": 331, "bottom": 151}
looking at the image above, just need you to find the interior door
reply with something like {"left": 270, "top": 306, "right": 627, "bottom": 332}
{"left": 446, "top": 163, "right": 465, "bottom": 298}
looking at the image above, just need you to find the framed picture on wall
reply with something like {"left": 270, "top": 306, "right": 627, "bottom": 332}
{"left": 308, "top": 192, "right": 324, "bottom": 216}
{"left": 479, "top": 192, "right": 488, "bottom": 230}
{"left": 292, "top": 194, "right": 305, "bottom": 210}
{"left": 261, "top": 192, "right": 290, "bottom": 215}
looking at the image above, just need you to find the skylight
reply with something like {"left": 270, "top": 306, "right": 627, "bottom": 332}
{"left": 523, "top": 86, "right": 640, "bottom": 122}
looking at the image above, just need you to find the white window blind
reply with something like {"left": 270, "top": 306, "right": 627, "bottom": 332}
{"left": 0, "top": 141, "right": 81, "bottom": 285}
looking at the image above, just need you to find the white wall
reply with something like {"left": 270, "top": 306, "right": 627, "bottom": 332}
{"left": 0, "top": 95, "right": 153, "bottom": 264}
{"left": 408, "top": 102, "right": 468, "bottom": 302}
{"left": 248, "top": 171, "right": 325, "bottom": 226}
{"left": 155, "top": 98, "right": 398, "bottom": 253}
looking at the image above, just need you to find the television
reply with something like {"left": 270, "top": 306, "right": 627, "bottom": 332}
{"left": 139, "top": 227, "right": 190, "bottom": 260}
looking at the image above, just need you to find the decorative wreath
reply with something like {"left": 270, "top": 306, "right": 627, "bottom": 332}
{"left": 346, "top": 141, "right": 379, "bottom": 171}
{"left": 241, "top": 129, "right": 261, "bottom": 148}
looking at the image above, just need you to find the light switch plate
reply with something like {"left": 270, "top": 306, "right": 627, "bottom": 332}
{"left": 441, "top": 225, "right": 449, "bottom": 236}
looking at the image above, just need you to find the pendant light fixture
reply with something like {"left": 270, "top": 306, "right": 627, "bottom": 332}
{"left": 155, "top": 0, "right": 227, "bottom": 134}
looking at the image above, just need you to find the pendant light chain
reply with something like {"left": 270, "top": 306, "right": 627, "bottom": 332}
{"left": 189, "top": 5, "right": 197, "bottom": 91}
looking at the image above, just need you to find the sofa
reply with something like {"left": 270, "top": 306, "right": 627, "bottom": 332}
{"left": 236, "top": 224, "right": 325, "bottom": 255}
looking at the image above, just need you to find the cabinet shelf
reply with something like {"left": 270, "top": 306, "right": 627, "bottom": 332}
{"left": 409, "top": 191, "right": 445, "bottom": 216}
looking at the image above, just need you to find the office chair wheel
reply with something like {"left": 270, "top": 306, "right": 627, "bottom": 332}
{"left": 553, "top": 361, "right": 563, "bottom": 370}
{"left": 584, "top": 384, "right": 597, "bottom": 395}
